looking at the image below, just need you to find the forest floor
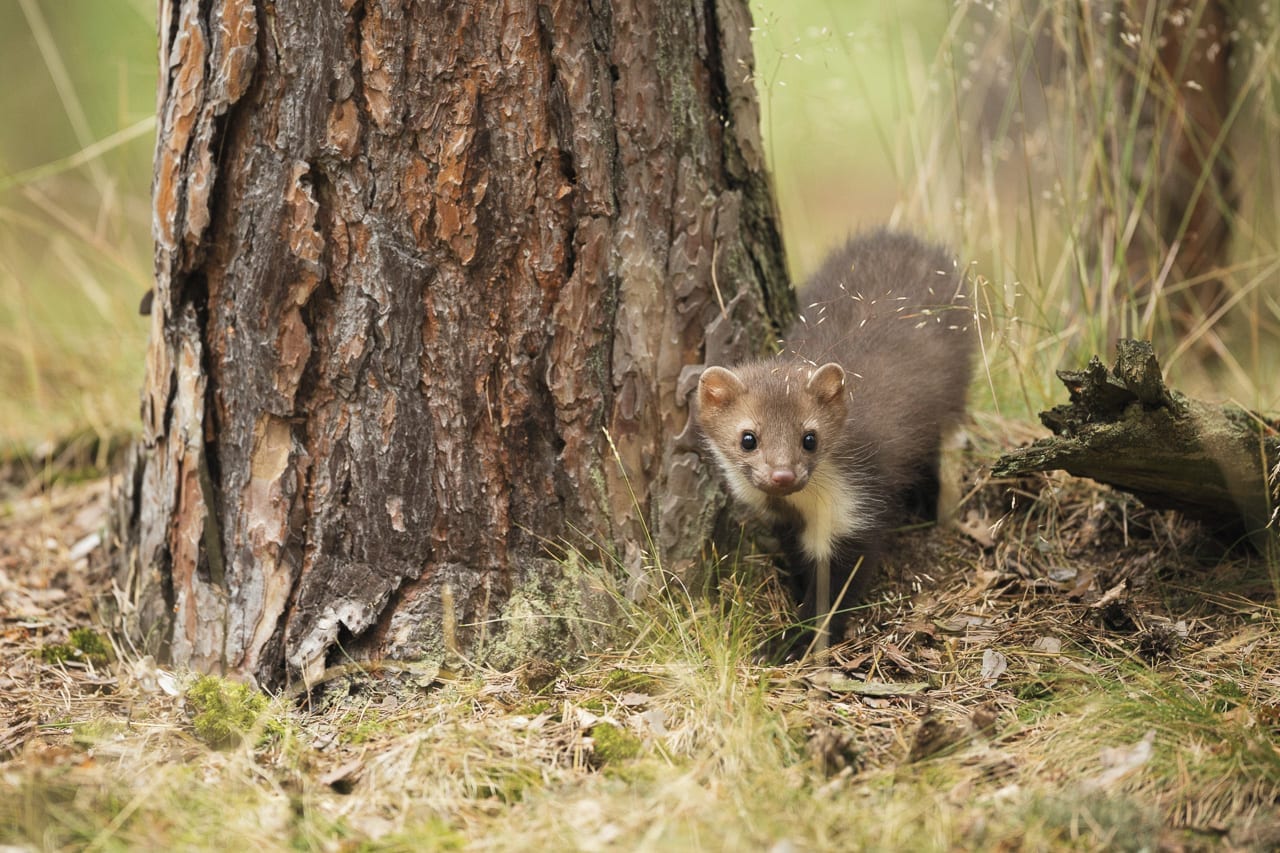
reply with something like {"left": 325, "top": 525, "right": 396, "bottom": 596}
{"left": 2, "top": 420, "right": 1279, "bottom": 851}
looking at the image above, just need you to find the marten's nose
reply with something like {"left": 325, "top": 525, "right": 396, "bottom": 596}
{"left": 769, "top": 469, "right": 796, "bottom": 488}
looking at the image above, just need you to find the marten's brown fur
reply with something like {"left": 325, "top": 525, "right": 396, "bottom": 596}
{"left": 697, "top": 229, "right": 975, "bottom": 649}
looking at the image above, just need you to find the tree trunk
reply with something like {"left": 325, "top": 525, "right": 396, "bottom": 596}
{"left": 111, "top": 0, "right": 788, "bottom": 687}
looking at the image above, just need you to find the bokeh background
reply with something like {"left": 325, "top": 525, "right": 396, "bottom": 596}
{"left": 1, "top": 0, "right": 155, "bottom": 446}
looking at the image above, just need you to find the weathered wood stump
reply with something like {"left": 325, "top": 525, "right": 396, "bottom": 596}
{"left": 993, "top": 340, "right": 1278, "bottom": 549}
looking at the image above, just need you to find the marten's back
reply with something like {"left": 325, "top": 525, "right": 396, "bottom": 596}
{"left": 784, "top": 229, "right": 975, "bottom": 495}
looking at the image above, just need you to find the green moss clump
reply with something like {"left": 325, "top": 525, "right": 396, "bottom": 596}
{"left": 601, "top": 668, "right": 660, "bottom": 694}
{"left": 185, "top": 675, "right": 283, "bottom": 748}
{"left": 40, "top": 627, "right": 112, "bottom": 666}
{"left": 590, "top": 722, "right": 642, "bottom": 765}
{"left": 40, "top": 643, "right": 74, "bottom": 664}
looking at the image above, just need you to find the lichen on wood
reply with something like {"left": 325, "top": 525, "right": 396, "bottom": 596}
{"left": 993, "top": 340, "right": 1278, "bottom": 548}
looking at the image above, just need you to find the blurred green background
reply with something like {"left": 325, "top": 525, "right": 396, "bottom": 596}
{"left": 753, "top": 0, "right": 951, "bottom": 274}
{"left": 1, "top": 0, "right": 1276, "bottom": 449}
{"left": 0, "top": 0, "right": 155, "bottom": 447}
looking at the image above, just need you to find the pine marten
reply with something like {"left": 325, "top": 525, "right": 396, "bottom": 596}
{"left": 696, "top": 229, "right": 976, "bottom": 653}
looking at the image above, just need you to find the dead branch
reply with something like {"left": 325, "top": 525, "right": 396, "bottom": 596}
{"left": 993, "top": 340, "right": 1278, "bottom": 549}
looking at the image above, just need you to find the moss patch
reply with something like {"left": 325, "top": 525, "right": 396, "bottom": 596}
{"left": 40, "top": 628, "right": 112, "bottom": 666}
{"left": 601, "top": 668, "right": 661, "bottom": 695}
{"left": 185, "top": 675, "right": 283, "bottom": 748}
{"left": 590, "top": 722, "right": 643, "bottom": 766}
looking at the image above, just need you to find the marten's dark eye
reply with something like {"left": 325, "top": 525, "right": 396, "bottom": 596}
{"left": 802, "top": 431, "right": 817, "bottom": 452}
{"left": 740, "top": 431, "right": 758, "bottom": 452}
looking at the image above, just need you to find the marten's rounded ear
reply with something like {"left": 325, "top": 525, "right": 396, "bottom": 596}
{"left": 806, "top": 362, "right": 845, "bottom": 403}
{"left": 698, "top": 366, "right": 746, "bottom": 408}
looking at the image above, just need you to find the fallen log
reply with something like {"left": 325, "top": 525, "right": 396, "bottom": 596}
{"left": 992, "top": 340, "right": 1279, "bottom": 549}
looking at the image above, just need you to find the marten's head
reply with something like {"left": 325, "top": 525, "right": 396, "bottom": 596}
{"left": 696, "top": 361, "right": 848, "bottom": 508}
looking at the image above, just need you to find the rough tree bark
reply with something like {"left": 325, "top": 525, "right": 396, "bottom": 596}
{"left": 993, "top": 340, "right": 1278, "bottom": 549}
{"left": 111, "top": 0, "right": 789, "bottom": 687}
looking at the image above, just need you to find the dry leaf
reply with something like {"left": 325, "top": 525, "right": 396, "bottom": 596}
{"left": 1091, "top": 580, "right": 1127, "bottom": 609}
{"left": 956, "top": 509, "right": 996, "bottom": 547}
{"left": 1033, "top": 636, "right": 1062, "bottom": 654}
{"left": 1084, "top": 729, "right": 1155, "bottom": 791}
{"left": 980, "top": 649, "right": 1008, "bottom": 684}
